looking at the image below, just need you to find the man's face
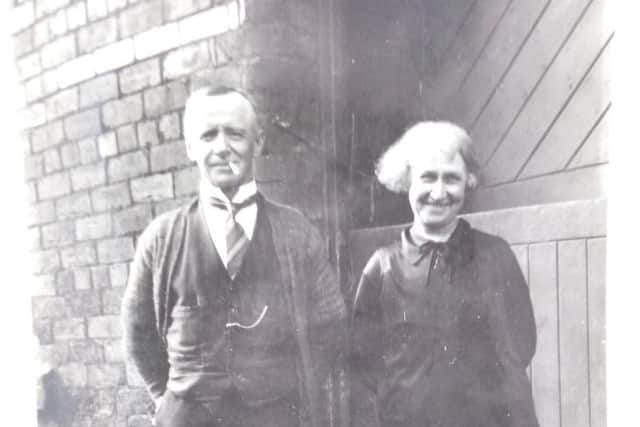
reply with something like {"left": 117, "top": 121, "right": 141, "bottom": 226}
{"left": 184, "top": 92, "right": 263, "bottom": 194}
{"left": 408, "top": 144, "right": 469, "bottom": 233}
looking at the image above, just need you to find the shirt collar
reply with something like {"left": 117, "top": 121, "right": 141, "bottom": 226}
{"left": 401, "top": 218, "right": 474, "bottom": 266}
{"left": 199, "top": 180, "right": 258, "bottom": 205}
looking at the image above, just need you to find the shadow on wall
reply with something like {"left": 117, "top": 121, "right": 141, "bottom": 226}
{"left": 37, "top": 368, "right": 73, "bottom": 427}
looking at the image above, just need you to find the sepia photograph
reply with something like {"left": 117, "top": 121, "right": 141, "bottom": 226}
{"left": 0, "top": 0, "right": 633, "bottom": 426}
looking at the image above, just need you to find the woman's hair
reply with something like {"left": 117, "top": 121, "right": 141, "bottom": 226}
{"left": 375, "top": 121, "right": 480, "bottom": 193}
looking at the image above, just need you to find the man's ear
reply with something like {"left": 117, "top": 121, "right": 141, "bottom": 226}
{"left": 253, "top": 129, "right": 265, "bottom": 157}
{"left": 466, "top": 173, "right": 478, "bottom": 190}
{"left": 184, "top": 138, "right": 196, "bottom": 162}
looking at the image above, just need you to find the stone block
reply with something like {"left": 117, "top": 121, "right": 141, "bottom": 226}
{"left": 27, "top": 200, "right": 57, "bottom": 226}
{"left": 119, "top": 0, "right": 163, "bottom": 38}
{"left": 102, "top": 94, "right": 143, "bottom": 128}
{"left": 74, "top": 268, "right": 92, "bottom": 291}
{"left": 33, "top": 20, "right": 50, "bottom": 48}
{"left": 64, "top": 108, "right": 102, "bottom": 141}
{"left": 107, "top": 0, "right": 127, "bottom": 12}
{"left": 87, "top": 363, "right": 125, "bottom": 388}
{"left": 41, "top": 69, "right": 59, "bottom": 96}
{"left": 113, "top": 204, "right": 152, "bottom": 236}
{"left": 77, "top": 16, "right": 118, "bottom": 54}
{"left": 76, "top": 213, "right": 112, "bottom": 240}
{"left": 58, "top": 362, "right": 88, "bottom": 387}
{"left": 43, "top": 148, "right": 62, "bottom": 173}
{"left": 93, "top": 39, "right": 135, "bottom": 74}
{"left": 70, "top": 161, "right": 107, "bottom": 191}
{"left": 31, "top": 248, "right": 60, "bottom": 274}
{"left": 124, "top": 362, "right": 146, "bottom": 387}
{"left": 143, "top": 80, "right": 188, "bottom": 117}
{"left": 173, "top": 165, "right": 198, "bottom": 196}
{"left": 158, "top": 113, "right": 181, "bottom": 140}
{"left": 56, "top": 191, "right": 92, "bottom": 219}
{"left": 77, "top": 138, "right": 99, "bottom": 164}
{"left": 31, "top": 273, "right": 56, "bottom": 297}
{"left": 178, "top": 5, "right": 232, "bottom": 45}
{"left": 69, "top": 340, "right": 104, "bottom": 363}
{"left": 60, "top": 242, "right": 97, "bottom": 268}
{"left": 32, "top": 295, "right": 70, "bottom": 319}
{"left": 35, "top": 0, "right": 71, "bottom": 19}
{"left": 67, "top": 290, "right": 102, "bottom": 317}
{"left": 116, "top": 125, "right": 138, "bottom": 152}
{"left": 67, "top": 2, "right": 87, "bottom": 29}
{"left": 116, "top": 387, "right": 150, "bottom": 417}
{"left": 88, "top": 315, "right": 122, "bottom": 338}
{"left": 128, "top": 414, "right": 153, "bottom": 427}
{"left": 97, "top": 237, "right": 134, "bottom": 263}
{"left": 91, "top": 265, "right": 111, "bottom": 289}
{"left": 57, "top": 54, "right": 96, "bottom": 88}
{"left": 31, "top": 120, "right": 65, "bottom": 152}
{"left": 49, "top": 9, "right": 68, "bottom": 37}
{"left": 119, "top": 58, "right": 161, "bottom": 94}
{"left": 107, "top": 151, "right": 148, "bottom": 182}
{"left": 74, "top": 388, "right": 117, "bottom": 423}
{"left": 87, "top": 0, "right": 108, "bottom": 21}
{"left": 33, "top": 318, "right": 53, "bottom": 344}
{"left": 45, "top": 87, "right": 78, "bottom": 120}
{"left": 27, "top": 225, "right": 41, "bottom": 250}
{"left": 163, "top": 41, "right": 210, "bottom": 80}
{"left": 24, "top": 75, "right": 43, "bottom": 102}
{"left": 102, "top": 338, "right": 123, "bottom": 362}
{"left": 79, "top": 73, "right": 118, "bottom": 108}
{"left": 98, "top": 132, "right": 118, "bottom": 158}
{"left": 37, "top": 171, "right": 71, "bottom": 200}
{"left": 17, "top": 52, "right": 41, "bottom": 80}
{"left": 133, "top": 23, "right": 180, "bottom": 60}
{"left": 53, "top": 317, "right": 86, "bottom": 340}
{"left": 164, "top": 0, "right": 210, "bottom": 20}
{"left": 150, "top": 141, "right": 189, "bottom": 172}
{"left": 24, "top": 153, "right": 44, "bottom": 179}
{"left": 18, "top": 103, "right": 46, "bottom": 129}
{"left": 136, "top": 120, "right": 158, "bottom": 147}
{"left": 10, "top": 1, "right": 35, "bottom": 35}
{"left": 39, "top": 342, "right": 71, "bottom": 365}
{"left": 25, "top": 181, "right": 38, "bottom": 203}
{"left": 60, "top": 142, "right": 80, "bottom": 168}
{"left": 109, "top": 263, "right": 129, "bottom": 288}
{"left": 131, "top": 173, "right": 173, "bottom": 202}
{"left": 101, "top": 287, "right": 125, "bottom": 315}
{"left": 40, "top": 34, "right": 76, "bottom": 69}
{"left": 56, "top": 269, "right": 75, "bottom": 294}
{"left": 13, "top": 28, "right": 34, "bottom": 57}
{"left": 41, "top": 220, "right": 75, "bottom": 248}
{"left": 91, "top": 182, "right": 131, "bottom": 211}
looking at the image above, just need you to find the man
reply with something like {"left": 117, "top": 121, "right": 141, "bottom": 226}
{"left": 351, "top": 121, "right": 539, "bottom": 427}
{"left": 122, "top": 86, "right": 347, "bottom": 427}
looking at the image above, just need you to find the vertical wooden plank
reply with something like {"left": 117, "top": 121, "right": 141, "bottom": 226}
{"left": 529, "top": 242, "right": 560, "bottom": 427}
{"left": 558, "top": 240, "right": 589, "bottom": 427}
{"left": 587, "top": 238, "right": 606, "bottom": 427}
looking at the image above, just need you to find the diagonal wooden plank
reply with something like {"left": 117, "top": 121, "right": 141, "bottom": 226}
{"left": 587, "top": 238, "right": 606, "bottom": 427}
{"left": 449, "top": 0, "right": 549, "bottom": 128}
{"left": 529, "top": 242, "right": 560, "bottom": 427}
{"left": 520, "top": 37, "right": 612, "bottom": 178}
{"left": 482, "top": 0, "right": 614, "bottom": 185}
{"left": 558, "top": 240, "right": 589, "bottom": 427}
{"left": 568, "top": 103, "right": 610, "bottom": 168}
{"left": 470, "top": 0, "right": 592, "bottom": 164}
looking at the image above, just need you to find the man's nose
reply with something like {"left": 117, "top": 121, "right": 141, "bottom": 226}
{"left": 211, "top": 133, "right": 229, "bottom": 155}
{"left": 430, "top": 180, "right": 446, "bottom": 200}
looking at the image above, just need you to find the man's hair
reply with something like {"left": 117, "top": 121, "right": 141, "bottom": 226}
{"left": 375, "top": 121, "right": 480, "bottom": 193}
{"left": 183, "top": 85, "right": 260, "bottom": 140}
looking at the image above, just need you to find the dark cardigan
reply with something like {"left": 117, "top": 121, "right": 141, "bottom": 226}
{"left": 122, "top": 195, "right": 347, "bottom": 427}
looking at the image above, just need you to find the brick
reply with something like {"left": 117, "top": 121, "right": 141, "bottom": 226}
{"left": 41, "top": 69, "right": 59, "bottom": 96}
{"left": 133, "top": 23, "right": 180, "bottom": 60}
{"left": 60, "top": 142, "right": 80, "bottom": 168}
{"left": 143, "top": 80, "right": 188, "bottom": 117}
{"left": 69, "top": 340, "right": 104, "bottom": 363}
{"left": 39, "top": 342, "right": 72, "bottom": 365}
{"left": 128, "top": 414, "right": 153, "bottom": 427}
{"left": 76, "top": 213, "right": 112, "bottom": 240}
{"left": 40, "top": 35, "right": 76, "bottom": 69}
{"left": 67, "top": 2, "right": 87, "bottom": 29}
{"left": 58, "top": 362, "right": 88, "bottom": 387}
{"left": 33, "top": 20, "right": 50, "bottom": 48}
{"left": 164, "top": 0, "right": 210, "bottom": 20}
{"left": 49, "top": 9, "right": 68, "bottom": 37}
{"left": 43, "top": 148, "right": 62, "bottom": 173}
{"left": 68, "top": 290, "right": 102, "bottom": 316}
{"left": 155, "top": 197, "right": 189, "bottom": 215}
{"left": 24, "top": 75, "right": 43, "bottom": 102}
{"left": 107, "top": 151, "right": 148, "bottom": 182}
{"left": 32, "top": 296, "right": 70, "bottom": 319}
{"left": 34, "top": 319, "right": 53, "bottom": 344}
{"left": 60, "top": 242, "right": 96, "bottom": 267}
{"left": 25, "top": 181, "right": 38, "bottom": 203}
{"left": 74, "top": 268, "right": 92, "bottom": 290}
{"left": 113, "top": 204, "right": 152, "bottom": 235}
{"left": 116, "top": 387, "right": 149, "bottom": 417}
{"left": 74, "top": 389, "right": 117, "bottom": 421}
{"left": 18, "top": 103, "right": 46, "bottom": 129}
{"left": 56, "top": 54, "right": 96, "bottom": 88}
{"left": 131, "top": 173, "right": 173, "bottom": 202}
{"left": 87, "top": 363, "right": 124, "bottom": 388}
{"left": 137, "top": 121, "right": 158, "bottom": 146}
{"left": 109, "top": 263, "right": 129, "bottom": 288}
{"left": 70, "top": 161, "right": 106, "bottom": 191}
{"left": 120, "top": 0, "right": 163, "bottom": 39}
{"left": 65, "top": 108, "right": 102, "bottom": 140}
{"left": 103, "top": 339, "right": 124, "bottom": 362}
{"left": 91, "top": 182, "right": 131, "bottom": 211}
{"left": 119, "top": 58, "right": 161, "bottom": 94}
{"left": 45, "top": 87, "right": 78, "bottom": 120}
{"left": 158, "top": 113, "right": 181, "bottom": 140}
{"left": 98, "top": 132, "right": 118, "bottom": 158}
{"left": 78, "top": 138, "right": 99, "bottom": 163}
{"left": 87, "top": 0, "right": 108, "bottom": 20}
{"left": 24, "top": 153, "right": 44, "bottom": 179}
{"left": 79, "top": 74, "right": 118, "bottom": 108}
{"left": 91, "top": 265, "right": 111, "bottom": 289}
{"left": 27, "top": 200, "right": 56, "bottom": 226}
{"left": 53, "top": 317, "right": 86, "bottom": 340}
{"left": 150, "top": 141, "right": 189, "bottom": 172}
{"left": 88, "top": 315, "right": 121, "bottom": 338}
{"left": 78, "top": 16, "right": 118, "bottom": 54}
{"left": 31, "top": 273, "right": 57, "bottom": 297}
{"left": 102, "top": 287, "right": 125, "bottom": 314}
{"left": 13, "top": 28, "right": 34, "bottom": 57}
{"left": 31, "top": 121, "right": 65, "bottom": 153}
{"left": 97, "top": 237, "right": 134, "bottom": 263}
{"left": 37, "top": 171, "right": 71, "bottom": 200}
{"left": 56, "top": 191, "right": 92, "bottom": 219}
{"left": 179, "top": 5, "right": 232, "bottom": 45}
{"left": 93, "top": 39, "right": 135, "bottom": 74}
{"left": 32, "top": 248, "right": 60, "bottom": 274}
{"left": 117, "top": 125, "right": 138, "bottom": 152}
{"left": 10, "top": 1, "right": 35, "bottom": 35}
{"left": 56, "top": 270, "right": 75, "bottom": 294}
{"left": 102, "top": 94, "right": 143, "bottom": 128}
{"left": 125, "top": 363, "right": 146, "bottom": 387}
{"left": 174, "top": 165, "right": 199, "bottom": 196}
{"left": 163, "top": 41, "right": 210, "bottom": 80}
{"left": 107, "top": 0, "right": 127, "bottom": 12}
{"left": 41, "top": 221, "right": 75, "bottom": 248}
{"left": 35, "top": 0, "right": 71, "bottom": 19}
{"left": 27, "top": 226, "right": 41, "bottom": 250}
{"left": 16, "top": 52, "right": 41, "bottom": 80}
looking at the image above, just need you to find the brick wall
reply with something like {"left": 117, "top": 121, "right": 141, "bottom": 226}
{"left": 12, "top": 0, "right": 328, "bottom": 425}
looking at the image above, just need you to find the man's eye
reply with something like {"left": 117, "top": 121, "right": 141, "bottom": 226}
{"left": 227, "top": 130, "right": 246, "bottom": 139}
{"left": 201, "top": 130, "right": 217, "bottom": 141}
